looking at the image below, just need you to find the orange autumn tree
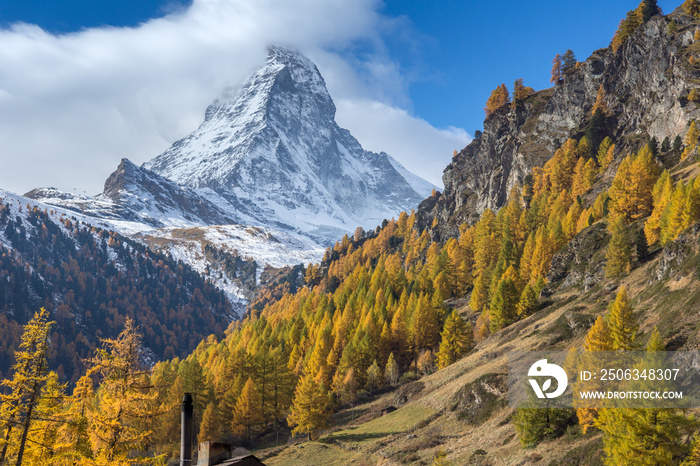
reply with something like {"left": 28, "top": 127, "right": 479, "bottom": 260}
{"left": 287, "top": 372, "right": 330, "bottom": 440}
{"left": 608, "top": 144, "right": 660, "bottom": 221}
{"left": 592, "top": 84, "right": 609, "bottom": 115}
{"left": 576, "top": 315, "right": 614, "bottom": 432}
{"left": 512, "top": 78, "right": 534, "bottom": 108}
{"left": 551, "top": 54, "right": 563, "bottom": 83}
{"left": 232, "top": 378, "right": 263, "bottom": 444}
{"left": 485, "top": 83, "right": 511, "bottom": 118}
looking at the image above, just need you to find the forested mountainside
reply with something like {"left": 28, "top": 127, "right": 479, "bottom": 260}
{"left": 0, "top": 193, "right": 232, "bottom": 383}
{"left": 6, "top": 1, "right": 700, "bottom": 465}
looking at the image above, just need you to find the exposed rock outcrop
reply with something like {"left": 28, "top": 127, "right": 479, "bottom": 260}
{"left": 545, "top": 222, "right": 609, "bottom": 293}
{"left": 420, "top": 11, "right": 700, "bottom": 239}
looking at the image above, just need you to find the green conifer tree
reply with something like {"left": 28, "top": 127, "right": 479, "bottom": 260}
{"left": 513, "top": 401, "right": 574, "bottom": 448}
{"left": 489, "top": 277, "right": 519, "bottom": 332}
{"left": 517, "top": 282, "right": 539, "bottom": 317}
{"left": 605, "top": 215, "right": 632, "bottom": 278}
{"left": 640, "top": 0, "right": 660, "bottom": 22}
{"left": 436, "top": 311, "right": 473, "bottom": 369}
{"left": 562, "top": 49, "right": 577, "bottom": 72}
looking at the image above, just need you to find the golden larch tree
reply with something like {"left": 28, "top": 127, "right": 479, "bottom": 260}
{"left": 232, "top": 378, "right": 263, "bottom": 444}
{"left": 594, "top": 322, "right": 698, "bottom": 464}
{"left": 607, "top": 286, "right": 638, "bottom": 350}
{"left": 84, "top": 318, "right": 162, "bottom": 465}
{"left": 577, "top": 315, "right": 614, "bottom": 433}
{"left": 0, "top": 308, "right": 54, "bottom": 466}
{"left": 484, "top": 83, "right": 511, "bottom": 118}
{"left": 21, "top": 371, "right": 66, "bottom": 465}
{"left": 198, "top": 402, "right": 220, "bottom": 444}
{"left": 682, "top": 121, "right": 699, "bottom": 159}
{"left": 644, "top": 170, "right": 673, "bottom": 245}
{"left": 551, "top": 54, "right": 563, "bottom": 83}
{"left": 592, "top": 84, "right": 609, "bottom": 115}
{"left": 287, "top": 372, "right": 331, "bottom": 441}
{"left": 512, "top": 78, "right": 534, "bottom": 108}
{"left": 608, "top": 145, "right": 659, "bottom": 221}
{"left": 384, "top": 353, "right": 400, "bottom": 386}
{"left": 683, "top": 0, "right": 700, "bottom": 19}
{"left": 51, "top": 375, "right": 94, "bottom": 464}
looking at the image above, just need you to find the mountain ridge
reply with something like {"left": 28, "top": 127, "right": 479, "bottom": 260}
{"left": 0, "top": 189, "right": 233, "bottom": 382}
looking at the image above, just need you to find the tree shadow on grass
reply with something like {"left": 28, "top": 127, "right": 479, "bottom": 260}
{"left": 332, "top": 407, "right": 371, "bottom": 426}
{"left": 319, "top": 430, "right": 391, "bottom": 444}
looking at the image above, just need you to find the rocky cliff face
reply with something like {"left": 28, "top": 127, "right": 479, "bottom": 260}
{"left": 101, "top": 158, "right": 238, "bottom": 226}
{"left": 420, "top": 9, "right": 700, "bottom": 239}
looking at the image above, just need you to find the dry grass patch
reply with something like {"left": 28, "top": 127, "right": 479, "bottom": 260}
{"left": 263, "top": 441, "right": 370, "bottom": 466}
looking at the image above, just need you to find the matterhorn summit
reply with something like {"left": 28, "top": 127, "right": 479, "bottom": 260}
{"left": 143, "top": 46, "right": 435, "bottom": 240}
{"left": 32, "top": 47, "right": 434, "bottom": 243}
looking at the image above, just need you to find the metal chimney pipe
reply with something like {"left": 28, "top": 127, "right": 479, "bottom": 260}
{"left": 181, "top": 393, "right": 194, "bottom": 466}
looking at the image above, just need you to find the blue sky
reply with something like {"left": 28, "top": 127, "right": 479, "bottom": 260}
{"left": 0, "top": 0, "right": 192, "bottom": 32}
{"left": 381, "top": 0, "right": 679, "bottom": 134}
{"left": 0, "top": 0, "right": 681, "bottom": 194}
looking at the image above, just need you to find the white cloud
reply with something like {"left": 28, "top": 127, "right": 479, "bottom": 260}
{"left": 335, "top": 99, "right": 469, "bottom": 188}
{"left": 0, "top": 0, "right": 468, "bottom": 195}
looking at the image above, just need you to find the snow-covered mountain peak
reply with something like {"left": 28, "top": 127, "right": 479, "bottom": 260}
{"left": 144, "top": 46, "right": 338, "bottom": 189}
{"left": 142, "top": 46, "right": 436, "bottom": 240}
{"left": 265, "top": 46, "right": 333, "bottom": 110}
{"left": 32, "top": 47, "right": 436, "bottom": 249}
{"left": 204, "top": 46, "right": 332, "bottom": 128}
